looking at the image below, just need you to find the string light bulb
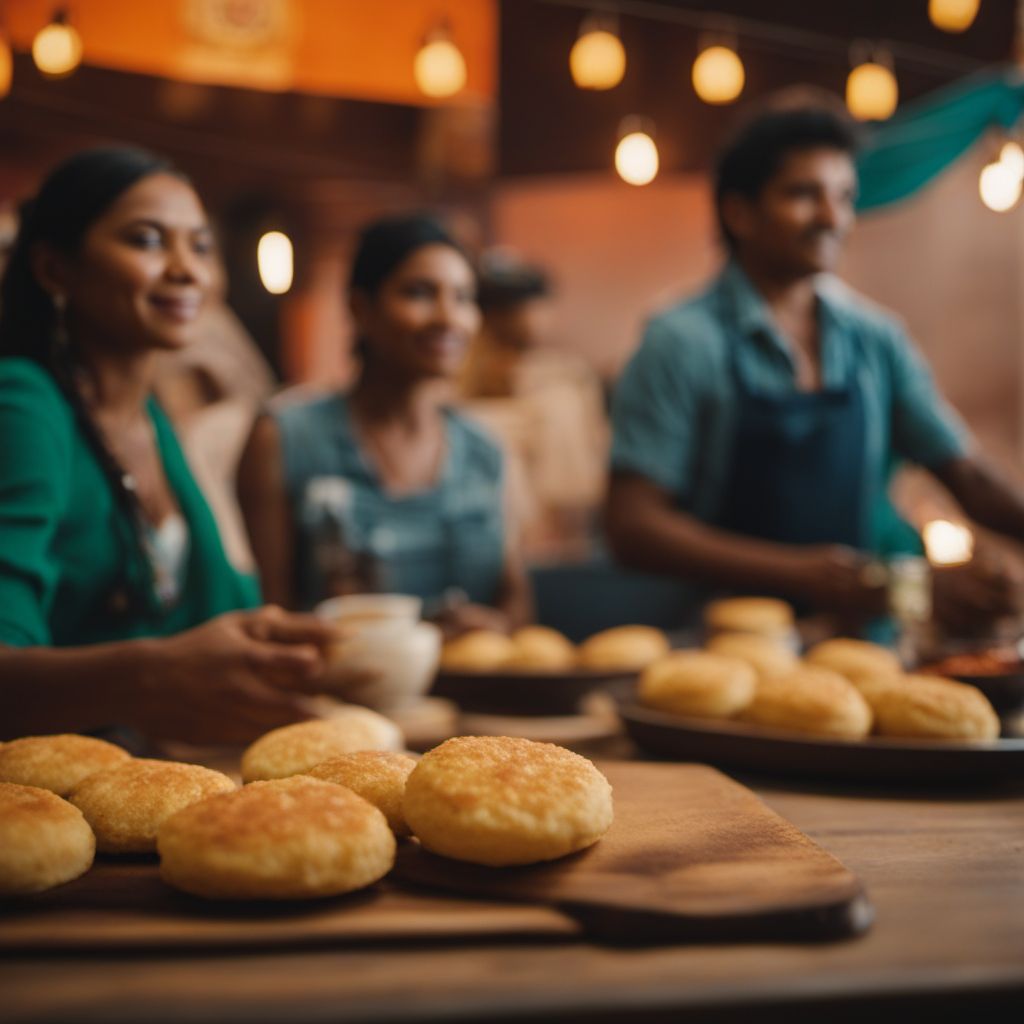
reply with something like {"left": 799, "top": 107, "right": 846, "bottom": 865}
{"left": 257, "top": 231, "right": 294, "bottom": 295}
{"left": 615, "top": 120, "right": 659, "bottom": 186}
{"left": 928, "top": 0, "right": 980, "bottom": 33}
{"left": 846, "top": 58, "right": 898, "bottom": 121}
{"left": 979, "top": 159, "right": 1022, "bottom": 212}
{"left": 691, "top": 44, "right": 745, "bottom": 105}
{"left": 32, "top": 8, "right": 83, "bottom": 79}
{"left": 413, "top": 23, "right": 467, "bottom": 99}
{"left": 569, "top": 15, "right": 626, "bottom": 90}
{"left": 0, "top": 33, "right": 12, "bottom": 99}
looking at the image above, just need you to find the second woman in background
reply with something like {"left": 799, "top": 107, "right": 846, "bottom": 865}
{"left": 238, "top": 215, "right": 532, "bottom": 635}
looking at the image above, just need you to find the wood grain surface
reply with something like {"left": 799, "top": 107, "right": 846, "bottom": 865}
{"left": 395, "top": 761, "right": 869, "bottom": 941}
{"left": 5, "top": 751, "right": 1023, "bottom": 1024}
{"left": 0, "top": 862, "right": 577, "bottom": 951}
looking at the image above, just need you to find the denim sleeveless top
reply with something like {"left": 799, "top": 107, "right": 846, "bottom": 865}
{"left": 274, "top": 393, "right": 506, "bottom": 610}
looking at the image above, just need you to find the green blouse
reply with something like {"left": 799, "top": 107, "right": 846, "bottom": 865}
{"left": 0, "top": 358, "right": 259, "bottom": 648}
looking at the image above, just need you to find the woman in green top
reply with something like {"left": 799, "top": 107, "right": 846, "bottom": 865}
{"left": 0, "top": 146, "right": 334, "bottom": 745}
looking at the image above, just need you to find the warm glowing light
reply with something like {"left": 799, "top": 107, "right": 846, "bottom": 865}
{"left": 32, "top": 14, "right": 83, "bottom": 79}
{"left": 413, "top": 36, "right": 467, "bottom": 98}
{"left": 979, "top": 160, "right": 1022, "bottom": 212}
{"left": 0, "top": 37, "right": 12, "bottom": 99}
{"left": 569, "top": 27, "right": 626, "bottom": 90}
{"left": 922, "top": 520, "right": 975, "bottom": 566}
{"left": 257, "top": 231, "right": 294, "bottom": 295}
{"left": 615, "top": 131, "right": 659, "bottom": 186}
{"left": 928, "top": 0, "right": 981, "bottom": 33}
{"left": 691, "top": 45, "right": 745, "bottom": 105}
{"left": 846, "top": 61, "right": 898, "bottom": 121}
{"left": 999, "top": 140, "right": 1024, "bottom": 178}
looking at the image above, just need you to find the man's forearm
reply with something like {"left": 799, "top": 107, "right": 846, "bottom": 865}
{"left": 935, "top": 456, "right": 1024, "bottom": 541}
{"left": 607, "top": 479, "right": 811, "bottom": 595}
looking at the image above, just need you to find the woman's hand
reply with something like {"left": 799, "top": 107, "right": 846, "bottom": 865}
{"left": 126, "top": 606, "right": 340, "bottom": 745}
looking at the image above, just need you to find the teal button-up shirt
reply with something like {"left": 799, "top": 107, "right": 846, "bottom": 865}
{"left": 274, "top": 393, "right": 507, "bottom": 610}
{"left": 611, "top": 261, "right": 971, "bottom": 556}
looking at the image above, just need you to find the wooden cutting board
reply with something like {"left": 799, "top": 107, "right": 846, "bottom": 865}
{"left": 394, "top": 762, "right": 872, "bottom": 942}
{"left": 1, "top": 762, "right": 869, "bottom": 950}
{"left": 0, "top": 863, "right": 578, "bottom": 952}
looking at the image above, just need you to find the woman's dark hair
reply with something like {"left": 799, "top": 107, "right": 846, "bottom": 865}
{"left": 0, "top": 145, "right": 184, "bottom": 609}
{"left": 714, "top": 106, "right": 860, "bottom": 250}
{"left": 349, "top": 213, "right": 467, "bottom": 296}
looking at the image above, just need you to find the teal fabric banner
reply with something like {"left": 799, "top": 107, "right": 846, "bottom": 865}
{"left": 856, "top": 67, "right": 1024, "bottom": 212}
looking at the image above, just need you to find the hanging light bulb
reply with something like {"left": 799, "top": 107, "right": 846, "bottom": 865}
{"left": 846, "top": 56, "right": 898, "bottom": 122}
{"left": 32, "top": 8, "right": 83, "bottom": 79}
{"left": 0, "top": 34, "right": 12, "bottom": 99}
{"left": 928, "top": 0, "right": 980, "bottom": 33}
{"left": 257, "top": 231, "right": 294, "bottom": 295}
{"left": 569, "top": 15, "right": 626, "bottom": 90}
{"left": 615, "top": 120, "right": 659, "bottom": 186}
{"left": 999, "top": 140, "right": 1024, "bottom": 178}
{"left": 414, "top": 22, "right": 467, "bottom": 99}
{"left": 692, "top": 44, "right": 745, "bottom": 105}
{"left": 979, "top": 160, "right": 1022, "bottom": 212}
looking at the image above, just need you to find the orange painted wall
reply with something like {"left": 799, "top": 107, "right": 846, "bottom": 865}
{"left": 6, "top": 0, "right": 495, "bottom": 104}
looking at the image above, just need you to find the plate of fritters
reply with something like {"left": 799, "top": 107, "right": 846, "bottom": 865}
{"left": 618, "top": 636, "right": 1024, "bottom": 783}
{"left": 432, "top": 625, "right": 670, "bottom": 715}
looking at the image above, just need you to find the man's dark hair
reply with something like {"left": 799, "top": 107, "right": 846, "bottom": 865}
{"left": 477, "top": 254, "right": 550, "bottom": 313}
{"left": 714, "top": 106, "right": 860, "bottom": 250}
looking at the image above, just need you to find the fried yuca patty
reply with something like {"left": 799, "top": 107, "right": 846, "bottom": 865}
{"left": 0, "top": 734, "right": 130, "bottom": 796}
{"left": 403, "top": 736, "right": 613, "bottom": 866}
{"left": 158, "top": 776, "right": 396, "bottom": 900}
{"left": 0, "top": 783, "right": 95, "bottom": 896}
{"left": 69, "top": 759, "right": 235, "bottom": 854}
{"left": 305, "top": 750, "right": 418, "bottom": 835}
{"left": 241, "top": 710, "right": 404, "bottom": 783}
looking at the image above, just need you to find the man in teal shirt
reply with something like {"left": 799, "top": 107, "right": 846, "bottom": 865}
{"left": 608, "top": 106, "right": 1024, "bottom": 629}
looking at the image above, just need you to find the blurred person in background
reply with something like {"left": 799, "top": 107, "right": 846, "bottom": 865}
{"left": 460, "top": 250, "right": 608, "bottom": 560}
{"left": 0, "top": 146, "right": 335, "bottom": 744}
{"left": 238, "top": 214, "right": 532, "bottom": 636}
{"left": 607, "top": 104, "right": 1024, "bottom": 634}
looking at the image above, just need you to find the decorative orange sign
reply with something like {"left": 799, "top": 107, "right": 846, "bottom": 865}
{"left": 6, "top": 0, "right": 495, "bottom": 104}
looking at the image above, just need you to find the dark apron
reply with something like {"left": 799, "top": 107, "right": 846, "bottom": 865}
{"left": 714, "top": 330, "right": 869, "bottom": 549}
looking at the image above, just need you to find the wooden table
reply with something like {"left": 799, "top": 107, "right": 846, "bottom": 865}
{"left": 4, "top": 743, "right": 1024, "bottom": 1023}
